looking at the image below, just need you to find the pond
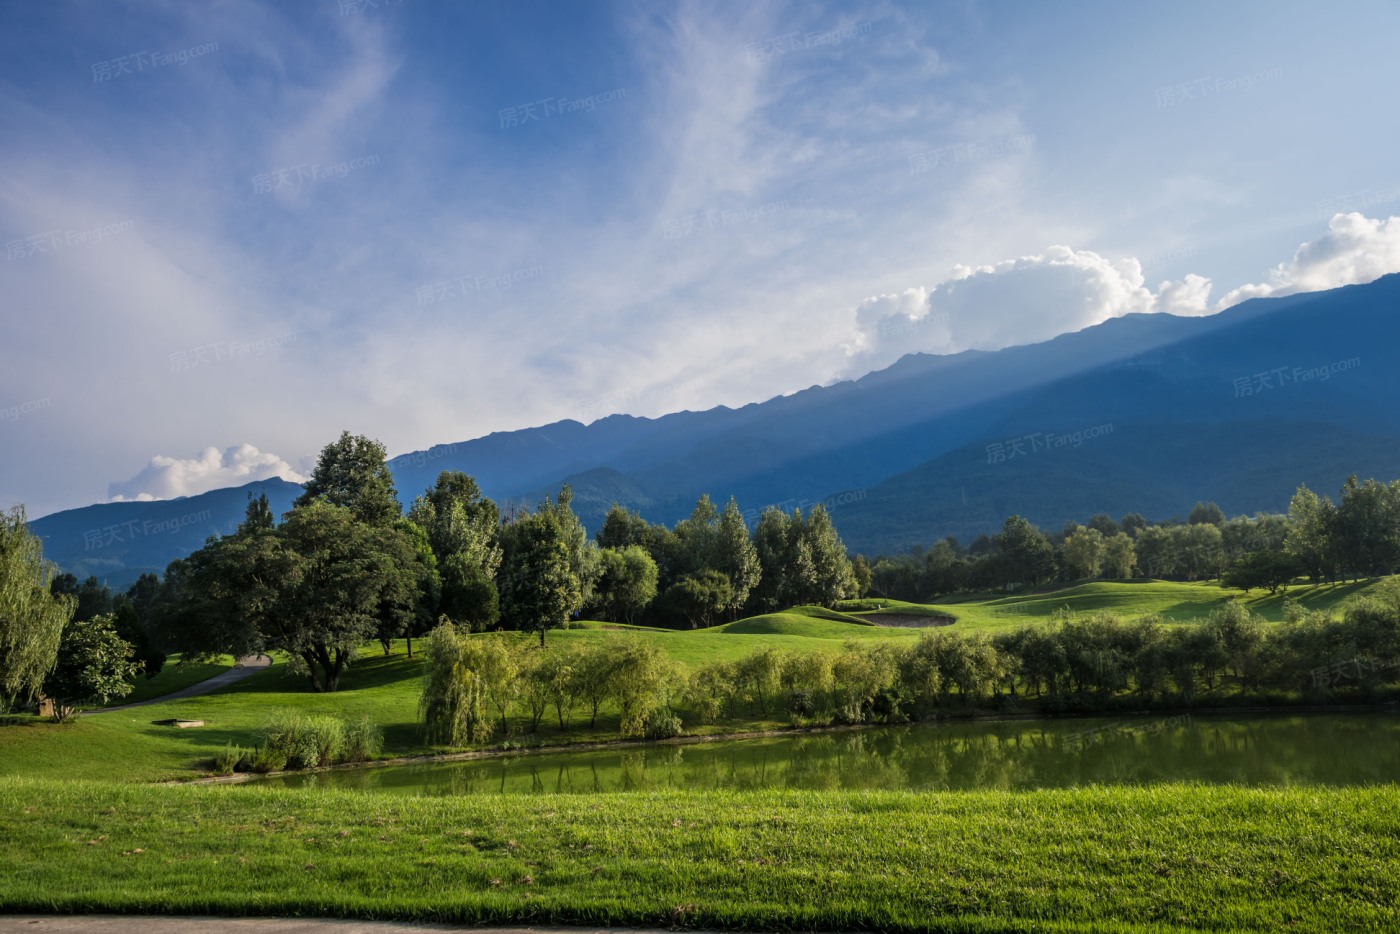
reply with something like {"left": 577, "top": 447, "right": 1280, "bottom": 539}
{"left": 257, "top": 710, "right": 1400, "bottom": 795}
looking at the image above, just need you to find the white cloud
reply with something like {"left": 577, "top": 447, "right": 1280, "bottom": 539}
{"left": 108, "top": 444, "right": 306, "bottom": 503}
{"left": 1152, "top": 273, "right": 1214, "bottom": 316}
{"left": 845, "top": 246, "right": 1191, "bottom": 372}
{"left": 1218, "top": 213, "right": 1400, "bottom": 309}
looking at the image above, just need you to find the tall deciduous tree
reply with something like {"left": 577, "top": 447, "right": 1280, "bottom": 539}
{"left": 711, "top": 499, "right": 761, "bottom": 618}
{"left": 498, "top": 494, "right": 584, "bottom": 646}
{"left": 295, "top": 431, "right": 402, "bottom": 526}
{"left": 594, "top": 545, "right": 659, "bottom": 624}
{"left": 994, "top": 516, "right": 1057, "bottom": 589}
{"left": 1285, "top": 484, "right": 1336, "bottom": 583}
{"left": 0, "top": 505, "right": 75, "bottom": 711}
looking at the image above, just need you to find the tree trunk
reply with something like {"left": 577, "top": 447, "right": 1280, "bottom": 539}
{"left": 406, "top": 637, "right": 413, "bottom": 659}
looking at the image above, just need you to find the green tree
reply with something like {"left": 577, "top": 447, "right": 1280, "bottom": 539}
{"left": 851, "top": 554, "right": 873, "bottom": 598}
{"left": 1285, "top": 484, "right": 1337, "bottom": 584}
{"left": 295, "top": 431, "right": 401, "bottom": 526}
{"left": 419, "top": 622, "right": 492, "bottom": 745}
{"left": 609, "top": 638, "right": 673, "bottom": 737}
{"left": 1188, "top": 501, "right": 1226, "bottom": 527}
{"left": 1061, "top": 526, "right": 1105, "bottom": 580}
{"left": 711, "top": 498, "right": 761, "bottom": 618}
{"left": 593, "top": 545, "right": 659, "bottom": 624}
{"left": 409, "top": 471, "right": 502, "bottom": 629}
{"left": 1222, "top": 551, "right": 1298, "bottom": 594}
{"left": 800, "top": 505, "right": 857, "bottom": 608}
{"left": 0, "top": 505, "right": 75, "bottom": 711}
{"left": 498, "top": 498, "right": 584, "bottom": 646}
{"left": 1102, "top": 532, "right": 1137, "bottom": 579}
{"left": 660, "top": 570, "right": 733, "bottom": 629}
{"left": 994, "top": 516, "right": 1057, "bottom": 588}
{"left": 42, "top": 613, "right": 140, "bottom": 719}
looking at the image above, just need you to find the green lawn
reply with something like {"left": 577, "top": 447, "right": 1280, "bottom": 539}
{"left": 100, "top": 654, "right": 237, "bottom": 707}
{"left": 2, "top": 578, "right": 1390, "bottom": 784}
{"left": 885, "top": 577, "right": 1388, "bottom": 631}
{"left": 3, "top": 778, "right": 1396, "bottom": 932}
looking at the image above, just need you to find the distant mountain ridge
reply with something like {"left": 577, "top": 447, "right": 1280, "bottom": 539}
{"left": 31, "top": 274, "right": 1400, "bottom": 586}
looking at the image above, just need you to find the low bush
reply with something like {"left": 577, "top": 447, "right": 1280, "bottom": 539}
{"left": 643, "top": 707, "right": 683, "bottom": 740}
{"left": 212, "top": 743, "right": 245, "bottom": 775}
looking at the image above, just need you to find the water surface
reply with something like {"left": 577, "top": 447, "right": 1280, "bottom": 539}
{"left": 259, "top": 711, "right": 1400, "bottom": 795}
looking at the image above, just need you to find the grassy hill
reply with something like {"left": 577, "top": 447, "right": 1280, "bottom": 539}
{"left": 1, "top": 577, "right": 1390, "bottom": 784}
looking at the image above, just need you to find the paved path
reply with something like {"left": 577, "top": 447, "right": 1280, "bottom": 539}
{"left": 82, "top": 656, "right": 271, "bottom": 715}
{"left": 0, "top": 920, "right": 689, "bottom": 934}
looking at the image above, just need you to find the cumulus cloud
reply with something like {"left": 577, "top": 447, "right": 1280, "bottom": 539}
{"left": 1218, "top": 213, "right": 1400, "bottom": 309}
{"left": 844, "top": 246, "right": 1217, "bottom": 372}
{"left": 108, "top": 444, "right": 306, "bottom": 502}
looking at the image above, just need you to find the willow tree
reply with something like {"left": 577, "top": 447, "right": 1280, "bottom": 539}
{"left": 0, "top": 505, "right": 75, "bottom": 711}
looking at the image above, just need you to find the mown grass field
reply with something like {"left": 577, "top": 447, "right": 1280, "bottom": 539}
{"left": 2, "top": 779, "right": 1397, "bottom": 933}
{"left": 0, "top": 577, "right": 1389, "bottom": 785}
{"left": 102, "top": 654, "right": 236, "bottom": 707}
{"left": 893, "top": 577, "right": 1382, "bottom": 631}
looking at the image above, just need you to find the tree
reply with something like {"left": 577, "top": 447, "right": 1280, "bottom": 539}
{"left": 994, "top": 516, "right": 1057, "bottom": 589}
{"left": 51, "top": 574, "right": 113, "bottom": 622}
{"left": 1087, "top": 513, "right": 1121, "bottom": 537}
{"left": 409, "top": 471, "right": 502, "bottom": 630}
{"left": 750, "top": 507, "right": 796, "bottom": 612}
{"left": 1061, "top": 526, "right": 1105, "bottom": 580}
{"left": 710, "top": 499, "right": 761, "bottom": 618}
{"left": 498, "top": 499, "right": 583, "bottom": 647}
{"left": 1285, "top": 484, "right": 1336, "bottom": 584}
{"left": 111, "top": 602, "right": 165, "bottom": 677}
{"left": 596, "top": 504, "right": 651, "bottom": 550}
{"left": 1222, "top": 551, "right": 1298, "bottom": 594}
{"left": 275, "top": 503, "right": 424, "bottom": 690}
{"left": 1102, "top": 532, "right": 1137, "bottom": 579}
{"left": 1170, "top": 523, "right": 1225, "bottom": 581}
{"left": 851, "top": 554, "right": 873, "bottom": 598}
{"left": 163, "top": 501, "right": 425, "bottom": 692}
{"left": 660, "top": 570, "right": 733, "bottom": 628}
{"left": 1120, "top": 513, "right": 1149, "bottom": 537}
{"left": 1188, "top": 501, "right": 1226, "bottom": 527}
{"left": 0, "top": 505, "right": 75, "bottom": 711}
{"left": 419, "top": 622, "right": 492, "bottom": 745}
{"left": 800, "top": 506, "right": 857, "bottom": 608}
{"left": 593, "top": 545, "right": 659, "bottom": 624}
{"left": 295, "top": 431, "right": 402, "bottom": 526}
{"left": 42, "top": 614, "right": 140, "bottom": 719}
{"left": 609, "top": 638, "right": 672, "bottom": 737}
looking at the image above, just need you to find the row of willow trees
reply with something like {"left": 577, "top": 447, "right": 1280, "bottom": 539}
{"left": 417, "top": 584, "right": 1400, "bottom": 745}
{"left": 868, "top": 477, "right": 1400, "bottom": 601}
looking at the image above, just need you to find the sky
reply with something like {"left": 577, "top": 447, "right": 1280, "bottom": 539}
{"left": 4, "top": 0, "right": 1400, "bottom": 518}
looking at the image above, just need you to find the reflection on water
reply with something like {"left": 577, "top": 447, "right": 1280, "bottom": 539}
{"left": 259, "top": 711, "right": 1400, "bottom": 795}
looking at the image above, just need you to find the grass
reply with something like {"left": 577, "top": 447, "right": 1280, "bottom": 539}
{"left": 2, "top": 778, "right": 1397, "bottom": 932}
{"left": 2, "top": 577, "right": 1392, "bottom": 785}
{"left": 890, "top": 577, "right": 1391, "bottom": 631}
{"left": 100, "top": 654, "right": 237, "bottom": 707}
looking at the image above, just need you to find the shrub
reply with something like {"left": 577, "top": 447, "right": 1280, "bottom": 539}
{"left": 247, "top": 746, "right": 289, "bottom": 773}
{"left": 262, "top": 711, "right": 347, "bottom": 768}
{"left": 643, "top": 707, "right": 683, "bottom": 740}
{"left": 213, "top": 743, "right": 244, "bottom": 775}
{"left": 343, "top": 717, "right": 383, "bottom": 762}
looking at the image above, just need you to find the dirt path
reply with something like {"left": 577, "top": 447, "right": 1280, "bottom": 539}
{"left": 81, "top": 656, "right": 271, "bottom": 716}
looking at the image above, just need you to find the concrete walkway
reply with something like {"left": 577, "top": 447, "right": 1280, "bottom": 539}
{"left": 82, "top": 655, "right": 271, "bottom": 715}
{"left": 0, "top": 919, "right": 682, "bottom": 934}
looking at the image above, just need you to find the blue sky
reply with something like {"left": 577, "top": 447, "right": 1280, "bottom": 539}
{"left": 4, "top": 0, "right": 1400, "bottom": 517}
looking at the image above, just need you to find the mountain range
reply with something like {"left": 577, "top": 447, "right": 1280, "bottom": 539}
{"left": 31, "top": 273, "right": 1400, "bottom": 589}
